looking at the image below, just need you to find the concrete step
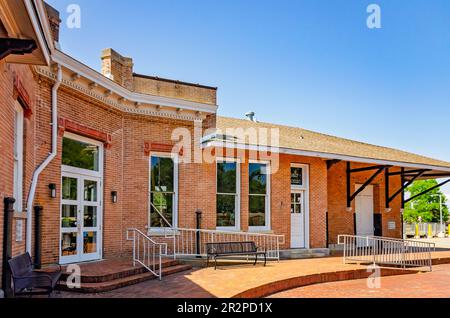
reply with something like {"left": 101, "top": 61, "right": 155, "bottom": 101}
{"left": 60, "top": 259, "right": 179, "bottom": 283}
{"left": 57, "top": 264, "right": 191, "bottom": 293}
{"left": 279, "top": 248, "right": 330, "bottom": 260}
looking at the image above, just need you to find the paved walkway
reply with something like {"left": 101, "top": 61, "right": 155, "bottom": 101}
{"left": 269, "top": 263, "right": 450, "bottom": 298}
{"left": 58, "top": 251, "right": 450, "bottom": 298}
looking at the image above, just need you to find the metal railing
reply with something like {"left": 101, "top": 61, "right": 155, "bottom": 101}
{"left": 149, "top": 227, "right": 285, "bottom": 261}
{"left": 338, "top": 235, "right": 436, "bottom": 271}
{"left": 126, "top": 228, "right": 169, "bottom": 280}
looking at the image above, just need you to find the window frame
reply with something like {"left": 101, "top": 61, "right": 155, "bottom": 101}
{"left": 13, "top": 102, "right": 24, "bottom": 212}
{"left": 248, "top": 160, "right": 271, "bottom": 232}
{"left": 216, "top": 157, "right": 241, "bottom": 231}
{"left": 61, "top": 132, "right": 103, "bottom": 179}
{"left": 148, "top": 152, "right": 178, "bottom": 233}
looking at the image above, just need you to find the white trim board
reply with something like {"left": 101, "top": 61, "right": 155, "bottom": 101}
{"left": 202, "top": 141, "right": 450, "bottom": 173}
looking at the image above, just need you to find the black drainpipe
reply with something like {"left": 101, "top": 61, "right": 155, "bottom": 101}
{"left": 195, "top": 210, "right": 202, "bottom": 258}
{"left": 34, "top": 205, "right": 43, "bottom": 269}
{"left": 2, "top": 197, "right": 15, "bottom": 298}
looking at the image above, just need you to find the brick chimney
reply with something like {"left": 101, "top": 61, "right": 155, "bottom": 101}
{"left": 44, "top": 3, "right": 61, "bottom": 44}
{"left": 101, "top": 48, "right": 134, "bottom": 90}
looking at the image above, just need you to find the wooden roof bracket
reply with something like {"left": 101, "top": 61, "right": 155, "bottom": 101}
{"left": 346, "top": 162, "right": 390, "bottom": 211}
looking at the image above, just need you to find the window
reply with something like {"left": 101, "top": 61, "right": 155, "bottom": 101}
{"left": 249, "top": 163, "right": 270, "bottom": 230}
{"left": 291, "top": 192, "right": 304, "bottom": 214}
{"left": 13, "top": 103, "right": 24, "bottom": 212}
{"left": 150, "top": 155, "right": 177, "bottom": 229}
{"left": 291, "top": 167, "right": 303, "bottom": 187}
{"left": 216, "top": 160, "right": 239, "bottom": 229}
{"left": 62, "top": 137, "right": 99, "bottom": 171}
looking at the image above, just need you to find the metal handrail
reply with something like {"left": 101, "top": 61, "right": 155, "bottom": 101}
{"left": 149, "top": 227, "right": 285, "bottom": 261}
{"left": 126, "top": 228, "right": 168, "bottom": 280}
{"left": 338, "top": 234, "right": 435, "bottom": 271}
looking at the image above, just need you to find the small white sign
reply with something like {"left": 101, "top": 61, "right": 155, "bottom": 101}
{"left": 388, "top": 221, "right": 396, "bottom": 230}
{"left": 16, "top": 220, "right": 23, "bottom": 242}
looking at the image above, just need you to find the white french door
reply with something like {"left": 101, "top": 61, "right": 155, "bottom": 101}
{"left": 60, "top": 172, "right": 102, "bottom": 264}
{"left": 60, "top": 132, "right": 103, "bottom": 264}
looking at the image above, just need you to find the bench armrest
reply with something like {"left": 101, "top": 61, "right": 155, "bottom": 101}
{"left": 33, "top": 263, "right": 62, "bottom": 273}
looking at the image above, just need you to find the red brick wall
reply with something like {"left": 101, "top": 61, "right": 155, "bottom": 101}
{"left": 327, "top": 161, "right": 403, "bottom": 245}
{"left": 0, "top": 60, "right": 37, "bottom": 285}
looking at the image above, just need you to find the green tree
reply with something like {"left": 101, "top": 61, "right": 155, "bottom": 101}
{"left": 403, "top": 180, "right": 449, "bottom": 223}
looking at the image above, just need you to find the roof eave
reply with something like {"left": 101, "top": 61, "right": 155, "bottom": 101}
{"left": 203, "top": 140, "right": 450, "bottom": 173}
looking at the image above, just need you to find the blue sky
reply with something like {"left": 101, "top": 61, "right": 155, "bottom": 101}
{"left": 47, "top": 0, "right": 450, "bottom": 195}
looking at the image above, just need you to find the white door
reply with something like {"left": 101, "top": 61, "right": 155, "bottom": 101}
{"left": 355, "top": 184, "right": 374, "bottom": 237}
{"left": 291, "top": 191, "right": 305, "bottom": 248}
{"left": 60, "top": 173, "right": 102, "bottom": 264}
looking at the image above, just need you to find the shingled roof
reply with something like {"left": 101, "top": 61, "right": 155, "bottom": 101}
{"left": 213, "top": 116, "right": 450, "bottom": 172}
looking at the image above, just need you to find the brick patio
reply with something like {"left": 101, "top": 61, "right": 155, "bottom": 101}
{"left": 57, "top": 251, "right": 450, "bottom": 298}
{"left": 269, "top": 263, "right": 450, "bottom": 298}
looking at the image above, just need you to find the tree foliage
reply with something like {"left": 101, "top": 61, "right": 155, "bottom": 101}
{"left": 403, "top": 180, "right": 449, "bottom": 223}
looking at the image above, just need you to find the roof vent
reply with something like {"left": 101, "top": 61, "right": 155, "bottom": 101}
{"left": 245, "top": 111, "right": 257, "bottom": 122}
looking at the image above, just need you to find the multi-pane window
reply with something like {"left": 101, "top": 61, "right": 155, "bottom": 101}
{"left": 216, "top": 161, "right": 238, "bottom": 228}
{"left": 62, "top": 137, "right": 100, "bottom": 171}
{"left": 13, "top": 103, "right": 24, "bottom": 212}
{"left": 291, "top": 193, "right": 304, "bottom": 214}
{"left": 150, "top": 156, "right": 176, "bottom": 228}
{"left": 249, "top": 163, "right": 269, "bottom": 228}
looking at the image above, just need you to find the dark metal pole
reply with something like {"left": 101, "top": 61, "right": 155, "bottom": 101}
{"left": 34, "top": 205, "right": 43, "bottom": 269}
{"left": 385, "top": 167, "right": 390, "bottom": 209}
{"left": 353, "top": 213, "right": 357, "bottom": 235}
{"left": 2, "top": 197, "right": 15, "bottom": 298}
{"left": 346, "top": 162, "right": 351, "bottom": 209}
{"left": 195, "top": 210, "right": 202, "bottom": 258}
{"left": 325, "top": 212, "right": 329, "bottom": 248}
{"left": 400, "top": 168, "right": 405, "bottom": 209}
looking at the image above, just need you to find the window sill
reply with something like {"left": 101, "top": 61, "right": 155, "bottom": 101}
{"left": 248, "top": 228, "right": 273, "bottom": 234}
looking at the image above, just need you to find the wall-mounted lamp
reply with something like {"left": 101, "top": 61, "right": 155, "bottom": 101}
{"left": 48, "top": 183, "right": 57, "bottom": 198}
{"left": 111, "top": 191, "right": 118, "bottom": 203}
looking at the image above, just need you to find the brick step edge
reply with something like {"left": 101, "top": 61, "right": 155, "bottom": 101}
{"left": 60, "top": 260, "right": 180, "bottom": 283}
{"left": 57, "top": 264, "right": 192, "bottom": 294}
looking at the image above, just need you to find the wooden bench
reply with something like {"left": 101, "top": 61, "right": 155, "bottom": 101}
{"left": 206, "top": 242, "right": 267, "bottom": 270}
{"left": 8, "top": 253, "right": 62, "bottom": 297}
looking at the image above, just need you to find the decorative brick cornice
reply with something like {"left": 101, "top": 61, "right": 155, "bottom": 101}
{"left": 58, "top": 117, "right": 112, "bottom": 149}
{"left": 144, "top": 142, "right": 183, "bottom": 156}
{"left": 13, "top": 73, "right": 33, "bottom": 118}
{"left": 35, "top": 66, "right": 204, "bottom": 122}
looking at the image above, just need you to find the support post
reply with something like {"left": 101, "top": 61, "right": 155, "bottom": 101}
{"left": 346, "top": 162, "right": 351, "bottom": 209}
{"left": 195, "top": 209, "right": 202, "bottom": 258}
{"left": 385, "top": 167, "right": 390, "bottom": 209}
{"left": 401, "top": 168, "right": 405, "bottom": 209}
{"left": 34, "top": 205, "right": 43, "bottom": 269}
{"left": 353, "top": 213, "right": 357, "bottom": 235}
{"left": 325, "top": 212, "right": 329, "bottom": 248}
{"left": 2, "top": 197, "right": 15, "bottom": 298}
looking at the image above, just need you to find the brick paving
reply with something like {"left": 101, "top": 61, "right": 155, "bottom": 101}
{"left": 56, "top": 251, "right": 450, "bottom": 298}
{"left": 268, "top": 263, "right": 450, "bottom": 298}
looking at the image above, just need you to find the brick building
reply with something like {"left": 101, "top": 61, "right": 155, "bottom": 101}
{"left": 1, "top": 0, "right": 450, "bottom": 291}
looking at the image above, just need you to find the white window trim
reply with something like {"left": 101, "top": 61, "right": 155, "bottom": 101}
{"left": 13, "top": 102, "right": 24, "bottom": 213}
{"left": 290, "top": 163, "right": 310, "bottom": 249}
{"left": 148, "top": 152, "right": 179, "bottom": 234}
{"left": 216, "top": 157, "right": 241, "bottom": 231}
{"left": 248, "top": 160, "right": 271, "bottom": 232}
{"left": 61, "top": 132, "right": 104, "bottom": 178}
